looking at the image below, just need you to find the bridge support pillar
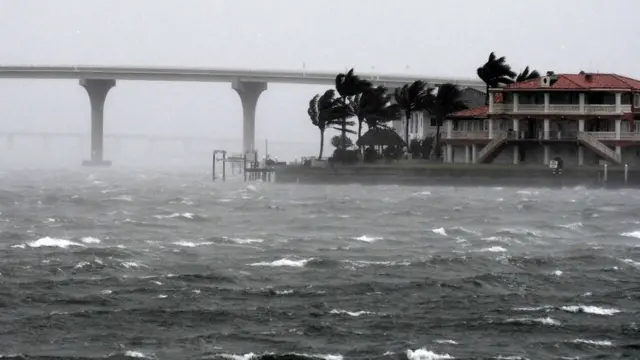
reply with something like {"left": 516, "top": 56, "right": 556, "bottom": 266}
{"left": 232, "top": 81, "right": 267, "bottom": 154}
{"left": 80, "top": 79, "right": 115, "bottom": 167}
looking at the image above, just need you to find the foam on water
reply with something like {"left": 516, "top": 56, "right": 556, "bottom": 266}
{"left": 0, "top": 169, "right": 639, "bottom": 359}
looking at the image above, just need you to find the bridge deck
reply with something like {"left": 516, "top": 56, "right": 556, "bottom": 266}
{"left": 0, "top": 65, "right": 486, "bottom": 89}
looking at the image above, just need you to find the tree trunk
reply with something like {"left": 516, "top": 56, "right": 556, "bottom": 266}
{"left": 357, "top": 116, "right": 364, "bottom": 160}
{"left": 434, "top": 116, "right": 442, "bottom": 160}
{"left": 341, "top": 118, "right": 347, "bottom": 149}
{"left": 485, "top": 84, "right": 489, "bottom": 105}
{"left": 318, "top": 130, "right": 325, "bottom": 160}
{"left": 404, "top": 110, "right": 411, "bottom": 152}
{"left": 340, "top": 97, "right": 347, "bottom": 150}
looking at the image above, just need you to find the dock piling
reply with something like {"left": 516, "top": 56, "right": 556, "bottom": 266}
{"left": 212, "top": 150, "right": 227, "bottom": 182}
{"left": 625, "top": 164, "right": 629, "bottom": 184}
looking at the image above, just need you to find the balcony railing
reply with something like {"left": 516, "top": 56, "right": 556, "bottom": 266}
{"left": 449, "top": 131, "right": 490, "bottom": 139}
{"left": 448, "top": 129, "right": 640, "bottom": 142}
{"left": 587, "top": 131, "right": 640, "bottom": 141}
{"left": 491, "top": 103, "right": 631, "bottom": 115}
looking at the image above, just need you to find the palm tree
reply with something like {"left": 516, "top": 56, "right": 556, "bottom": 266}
{"left": 394, "top": 80, "right": 430, "bottom": 147}
{"left": 335, "top": 69, "right": 372, "bottom": 148}
{"left": 477, "top": 52, "right": 517, "bottom": 105}
{"left": 424, "top": 83, "right": 468, "bottom": 159}
{"left": 514, "top": 66, "right": 540, "bottom": 82}
{"left": 366, "top": 101, "right": 402, "bottom": 131}
{"left": 351, "top": 85, "right": 401, "bottom": 139}
{"left": 308, "top": 89, "right": 355, "bottom": 160}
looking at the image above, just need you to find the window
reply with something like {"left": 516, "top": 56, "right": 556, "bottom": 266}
{"left": 635, "top": 94, "right": 640, "bottom": 107}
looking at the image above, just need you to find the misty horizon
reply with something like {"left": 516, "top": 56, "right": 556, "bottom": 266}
{"left": 1, "top": 0, "right": 639, "bottom": 167}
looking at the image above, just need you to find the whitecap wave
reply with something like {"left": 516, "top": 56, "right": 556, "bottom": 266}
{"left": 173, "top": 240, "right": 214, "bottom": 247}
{"left": 120, "top": 261, "right": 147, "bottom": 269}
{"left": 111, "top": 195, "right": 134, "bottom": 202}
{"left": 505, "top": 316, "right": 561, "bottom": 326}
{"left": 572, "top": 339, "right": 613, "bottom": 346}
{"left": 346, "top": 259, "right": 411, "bottom": 267}
{"left": 621, "top": 258, "right": 640, "bottom": 267}
{"left": 432, "top": 228, "right": 447, "bottom": 236}
{"left": 224, "top": 237, "right": 264, "bottom": 244}
{"left": 329, "top": 309, "right": 375, "bottom": 317}
{"left": 621, "top": 230, "right": 640, "bottom": 239}
{"left": 512, "top": 306, "right": 553, "bottom": 312}
{"left": 406, "top": 347, "right": 453, "bottom": 360}
{"left": 25, "top": 237, "right": 85, "bottom": 249}
{"left": 218, "top": 353, "right": 342, "bottom": 360}
{"left": 154, "top": 212, "right": 196, "bottom": 220}
{"left": 558, "top": 222, "right": 583, "bottom": 230}
{"left": 478, "top": 246, "right": 507, "bottom": 253}
{"left": 434, "top": 339, "right": 457, "bottom": 345}
{"left": 81, "top": 236, "right": 101, "bottom": 244}
{"left": 249, "top": 258, "right": 311, "bottom": 267}
{"left": 353, "top": 235, "right": 382, "bottom": 243}
{"left": 124, "top": 350, "right": 151, "bottom": 358}
{"left": 560, "top": 305, "right": 620, "bottom": 315}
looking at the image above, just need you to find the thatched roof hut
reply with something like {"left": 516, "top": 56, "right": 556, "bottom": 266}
{"left": 356, "top": 128, "right": 406, "bottom": 147}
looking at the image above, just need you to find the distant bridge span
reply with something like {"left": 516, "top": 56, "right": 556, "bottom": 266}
{"left": 0, "top": 131, "right": 307, "bottom": 145}
{"left": 0, "top": 131, "right": 238, "bottom": 142}
{"left": 0, "top": 65, "right": 485, "bottom": 166}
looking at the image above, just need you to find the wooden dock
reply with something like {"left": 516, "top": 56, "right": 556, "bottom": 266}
{"left": 212, "top": 149, "right": 275, "bottom": 182}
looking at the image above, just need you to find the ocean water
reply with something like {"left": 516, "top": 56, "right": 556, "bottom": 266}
{"left": 0, "top": 168, "right": 639, "bottom": 360}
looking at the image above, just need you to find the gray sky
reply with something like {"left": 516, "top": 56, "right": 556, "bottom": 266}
{"left": 1, "top": 0, "right": 639, "bottom": 161}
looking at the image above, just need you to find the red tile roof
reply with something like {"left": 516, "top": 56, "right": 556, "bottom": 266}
{"left": 448, "top": 105, "right": 488, "bottom": 118}
{"left": 501, "top": 73, "right": 640, "bottom": 91}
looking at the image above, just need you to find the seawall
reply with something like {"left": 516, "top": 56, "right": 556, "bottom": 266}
{"left": 274, "top": 163, "right": 640, "bottom": 188}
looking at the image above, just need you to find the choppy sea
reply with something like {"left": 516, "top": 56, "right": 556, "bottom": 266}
{"left": 0, "top": 168, "right": 639, "bottom": 360}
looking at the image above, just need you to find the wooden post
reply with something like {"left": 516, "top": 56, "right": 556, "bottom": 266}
{"left": 212, "top": 151, "right": 216, "bottom": 182}
{"left": 222, "top": 151, "right": 227, "bottom": 182}
{"left": 604, "top": 164, "right": 608, "bottom": 183}
{"left": 625, "top": 164, "right": 628, "bottom": 184}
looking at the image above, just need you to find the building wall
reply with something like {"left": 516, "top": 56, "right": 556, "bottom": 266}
{"left": 451, "top": 145, "right": 468, "bottom": 163}
{"left": 621, "top": 147, "right": 640, "bottom": 165}
{"left": 450, "top": 143, "right": 640, "bottom": 166}
{"left": 392, "top": 111, "right": 439, "bottom": 142}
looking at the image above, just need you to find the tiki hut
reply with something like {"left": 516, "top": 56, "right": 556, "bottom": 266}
{"left": 356, "top": 128, "right": 406, "bottom": 147}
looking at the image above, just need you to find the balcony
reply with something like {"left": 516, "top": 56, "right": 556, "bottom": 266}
{"left": 492, "top": 104, "right": 632, "bottom": 115}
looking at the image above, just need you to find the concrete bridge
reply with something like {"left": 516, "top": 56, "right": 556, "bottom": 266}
{"left": 0, "top": 65, "right": 485, "bottom": 166}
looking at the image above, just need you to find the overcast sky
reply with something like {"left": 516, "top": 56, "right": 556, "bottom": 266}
{"left": 1, "top": 0, "right": 638, "bottom": 160}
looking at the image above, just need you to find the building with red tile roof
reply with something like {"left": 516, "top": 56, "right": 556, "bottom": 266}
{"left": 441, "top": 72, "right": 640, "bottom": 166}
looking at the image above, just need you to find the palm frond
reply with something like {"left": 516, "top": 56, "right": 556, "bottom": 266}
{"left": 478, "top": 51, "right": 517, "bottom": 88}
{"left": 514, "top": 66, "right": 541, "bottom": 82}
{"left": 335, "top": 68, "right": 372, "bottom": 98}
{"left": 307, "top": 94, "right": 320, "bottom": 127}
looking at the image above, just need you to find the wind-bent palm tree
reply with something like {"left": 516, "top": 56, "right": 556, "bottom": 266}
{"left": 394, "top": 80, "right": 430, "bottom": 147}
{"left": 477, "top": 52, "right": 517, "bottom": 105}
{"left": 335, "top": 69, "right": 372, "bottom": 148}
{"left": 351, "top": 85, "right": 401, "bottom": 139}
{"left": 514, "top": 66, "right": 540, "bottom": 82}
{"left": 424, "top": 83, "right": 468, "bottom": 159}
{"left": 308, "top": 89, "right": 355, "bottom": 159}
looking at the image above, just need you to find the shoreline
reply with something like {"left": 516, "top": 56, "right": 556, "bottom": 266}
{"left": 273, "top": 163, "right": 639, "bottom": 189}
